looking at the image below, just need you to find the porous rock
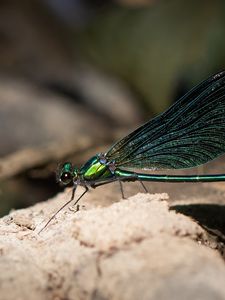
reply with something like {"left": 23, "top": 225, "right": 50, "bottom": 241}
{"left": 0, "top": 191, "right": 224, "bottom": 300}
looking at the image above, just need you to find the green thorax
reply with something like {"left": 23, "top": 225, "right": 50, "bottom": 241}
{"left": 79, "top": 155, "right": 113, "bottom": 181}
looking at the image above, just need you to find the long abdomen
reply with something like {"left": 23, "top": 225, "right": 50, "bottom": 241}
{"left": 115, "top": 169, "right": 225, "bottom": 182}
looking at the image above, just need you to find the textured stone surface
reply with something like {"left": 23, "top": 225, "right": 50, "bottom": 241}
{"left": 0, "top": 191, "right": 225, "bottom": 300}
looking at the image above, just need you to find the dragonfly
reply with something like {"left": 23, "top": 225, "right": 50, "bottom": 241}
{"left": 39, "top": 71, "right": 225, "bottom": 233}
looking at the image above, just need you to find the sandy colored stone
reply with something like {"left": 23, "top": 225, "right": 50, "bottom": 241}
{"left": 0, "top": 191, "right": 224, "bottom": 300}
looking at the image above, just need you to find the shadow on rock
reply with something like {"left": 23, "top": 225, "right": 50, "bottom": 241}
{"left": 170, "top": 204, "right": 225, "bottom": 241}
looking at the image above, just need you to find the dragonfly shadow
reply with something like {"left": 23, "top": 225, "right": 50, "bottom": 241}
{"left": 170, "top": 203, "right": 225, "bottom": 240}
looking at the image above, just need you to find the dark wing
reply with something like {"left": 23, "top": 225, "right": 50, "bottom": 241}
{"left": 106, "top": 71, "right": 225, "bottom": 170}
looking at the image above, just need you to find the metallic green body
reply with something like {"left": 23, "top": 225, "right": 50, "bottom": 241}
{"left": 115, "top": 169, "right": 225, "bottom": 182}
{"left": 77, "top": 155, "right": 225, "bottom": 184}
{"left": 59, "top": 72, "right": 225, "bottom": 187}
{"left": 80, "top": 156, "right": 113, "bottom": 182}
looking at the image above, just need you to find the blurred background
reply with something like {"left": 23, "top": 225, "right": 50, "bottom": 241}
{"left": 1, "top": 0, "right": 225, "bottom": 216}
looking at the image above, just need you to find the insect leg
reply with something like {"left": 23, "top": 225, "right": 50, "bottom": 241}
{"left": 118, "top": 180, "right": 125, "bottom": 199}
{"left": 139, "top": 180, "right": 148, "bottom": 193}
{"left": 72, "top": 185, "right": 89, "bottom": 208}
{"left": 38, "top": 184, "right": 77, "bottom": 234}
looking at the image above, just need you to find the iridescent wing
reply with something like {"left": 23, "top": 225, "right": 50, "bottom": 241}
{"left": 106, "top": 71, "right": 225, "bottom": 170}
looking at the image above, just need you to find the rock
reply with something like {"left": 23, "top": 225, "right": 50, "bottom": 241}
{"left": 0, "top": 77, "right": 106, "bottom": 156}
{"left": 0, "top": 191, "right": 224, "bottom": 300}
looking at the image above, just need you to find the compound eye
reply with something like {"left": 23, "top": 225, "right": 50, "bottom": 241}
{"left": 60, "top": 172, "right": 72, "bottom": 185}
